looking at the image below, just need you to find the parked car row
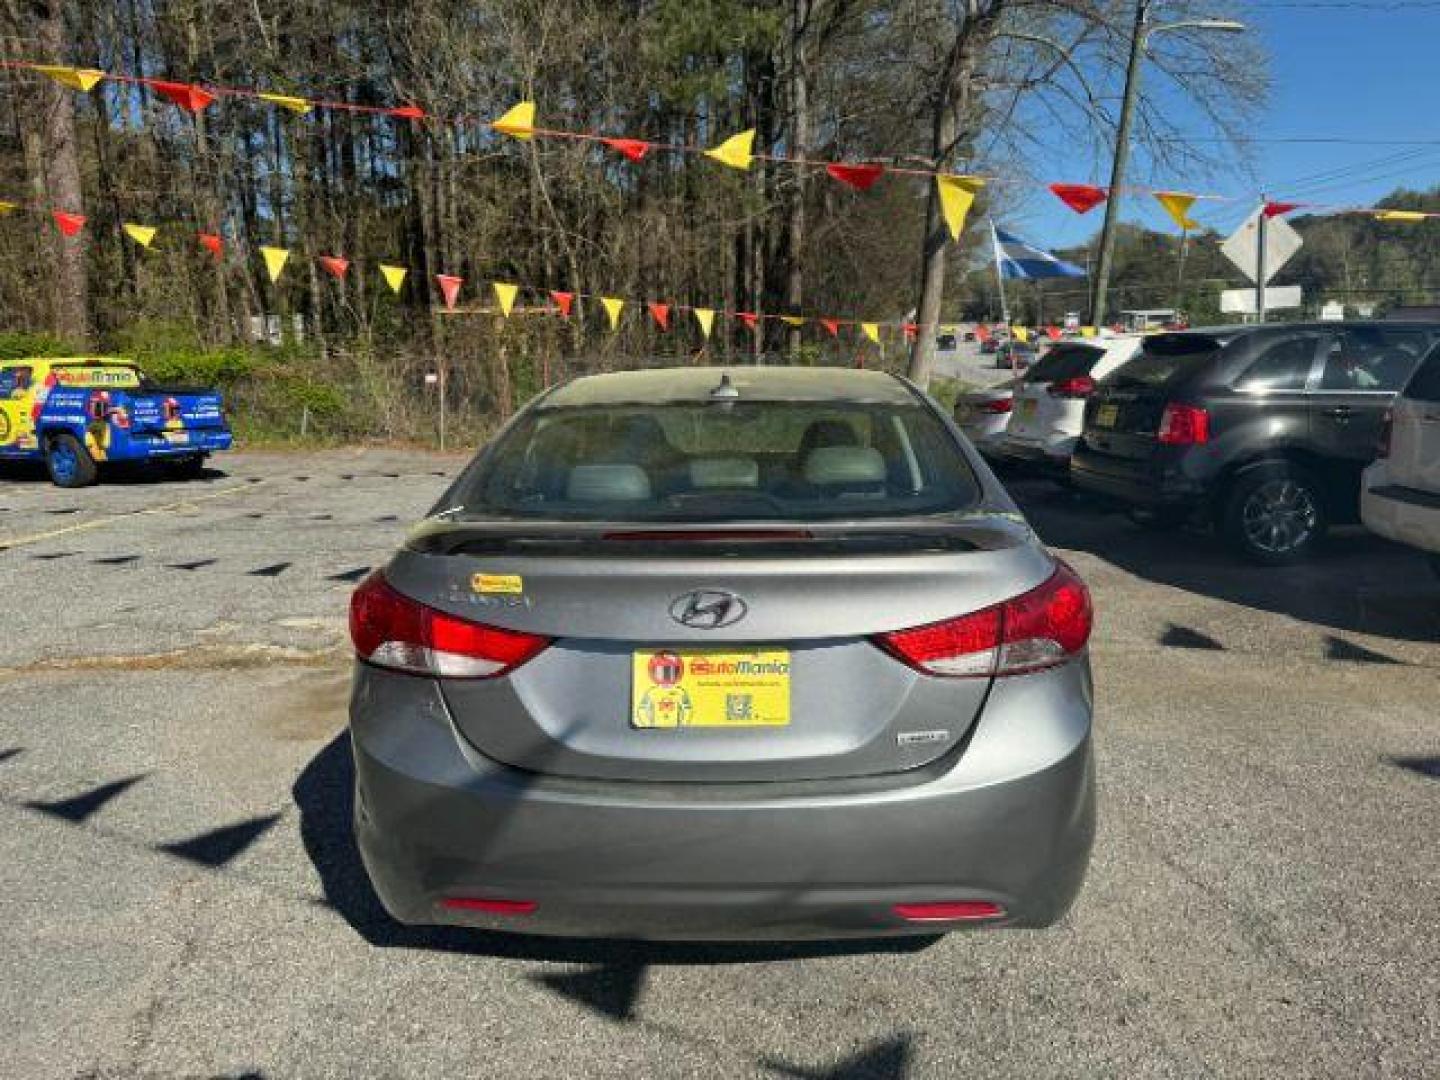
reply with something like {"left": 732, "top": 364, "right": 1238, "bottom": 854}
{"left": 957, "top": 322, "right": 1440, "bottom": 567}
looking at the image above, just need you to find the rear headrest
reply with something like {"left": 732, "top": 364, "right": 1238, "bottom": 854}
{"left": 803, "top": 445, "right": 886, "bottom": 486}
{"left": 798, "top": 419, "right": 859, "bottom": 457}
{"left": 566, "top": 464, "right": 652, "bottom": 502}
{"left": 689, "top": 457, "right": 760, "bottom": 489}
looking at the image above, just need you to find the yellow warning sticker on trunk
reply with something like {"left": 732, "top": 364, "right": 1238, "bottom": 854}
{"left": 471, "top": 573, "right": 524, "bottom": 595}
{"left": 631, "top": 649, "right": 791, "bottom": 728}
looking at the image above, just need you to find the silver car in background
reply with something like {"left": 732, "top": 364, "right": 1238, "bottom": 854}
{"left": 349, "top": 367, "right": 1095, "bottom": 940}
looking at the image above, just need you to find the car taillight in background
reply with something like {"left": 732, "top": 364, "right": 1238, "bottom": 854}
{"left": 875, "top": 562, "right": 1093, "bottom": 678}
{"left": 1156, "top": 402, "right": 1210, "bottom": 446}
{"left": 977, "top": 398, "right": 1014, "bottom": 415}
{"left": 1048, "top": 375, "right": 1096, "bottom": 399}
{"left": 349, "top": 573, "right": 551, "bottom": 678}
{"left": 1377, "top": 409, "right": 1393, "bottom": 458}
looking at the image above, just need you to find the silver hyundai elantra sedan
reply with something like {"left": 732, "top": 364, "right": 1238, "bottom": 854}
{"left": 349, "top": 366, "right": 1095, "bottom": 940}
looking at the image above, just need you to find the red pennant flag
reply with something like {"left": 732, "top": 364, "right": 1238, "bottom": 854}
{"left": 603, "top": 138, "right": 652, "bottom": 163}
{"left": 1050, "top": 183, "right": 1108, "bottom": 215}
{"left": 150, "top": 80, "right": 214, "bottom": 113}
{"left": 198, "top": 232, "right": 223, "bottom": 260}
{"left": 319, "top": 255, "right": 350, "bottom": 280}
{"left": 1046, "top": 326, "right": 1062, "bottom": 340}
{"left": 903, "top": 322, "right": 918, "bottom": 342}
{"left": 549, "top": 290, "right": 575, "bottom": 317}
{"left": 825, "top": 163, "right": 885, "bottom": 192}
{"left": 1263, "top": 201, "right": 1300, "bottom": 218}
{"left": 975, "top": 324, "right": 991, "bottom": 342}
{"left": 52, "top": 211, "right": 86, "bottom": 237}
{"left": 647, "top": 302, "right": 670, "bottom": 331}
{"left": 820, "top": 318, "right": 840, "bottom": 337}
{"left": 736, "top": 312, "right": 759, "bottom": 331}
{"left": 435, "top": 273, "right": 463, "bottom": 311}
{"left": 388, "top": 104, "right": 426, "bottom": 121}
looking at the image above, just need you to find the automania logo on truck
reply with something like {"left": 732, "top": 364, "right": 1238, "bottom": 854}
{"left": 687, "top": 657, "right": 790, "bottom": 677}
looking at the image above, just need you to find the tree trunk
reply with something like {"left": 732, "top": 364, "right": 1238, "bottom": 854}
{"left": 784, "top": 0, "right": 812, "bottom": 357}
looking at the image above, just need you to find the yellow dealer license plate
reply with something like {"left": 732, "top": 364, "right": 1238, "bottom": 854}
{"left": 1095, "top": 403, "right": 1120, "bottom": 428}
{"left": 632, "top": 649, "right": 791, "bottom": 729}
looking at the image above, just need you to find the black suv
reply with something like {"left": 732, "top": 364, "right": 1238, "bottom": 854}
{"left": 1070, "top": 322, "right": 1440, "bottom": 563}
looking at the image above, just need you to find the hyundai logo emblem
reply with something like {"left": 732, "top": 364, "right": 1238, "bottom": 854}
{"left": 670, "top": 590, "right": 747, "bottom": 629}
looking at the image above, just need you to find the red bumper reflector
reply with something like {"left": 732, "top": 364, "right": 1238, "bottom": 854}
{"left": 893, "top": 900, "right": 1005, "bottom": 922}
{"left": 441, "top": 897, "right": 538, "bottom": 916}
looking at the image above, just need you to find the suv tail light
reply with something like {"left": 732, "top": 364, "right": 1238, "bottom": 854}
{"left": 978, "top": 398, "right": 1013, "bottom": 415}
{"left": 1048, "top": 375, "right": 1095, "bottom": 399}
{"left": 1156, "top": 402, "right": 1210, "bottom": 445}
{"left": 875, "top": 563, "right": 1092, "bottom": 678}
{"left": 349, "top": 573, "right": 550, "bottom": 678}
{"left": 1377, "top": 409, "right": 1393, "bottom": 458}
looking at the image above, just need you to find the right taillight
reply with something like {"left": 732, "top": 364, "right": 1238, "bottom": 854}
{"left": 1156, "top": 402, "right": 1210, "bottom": 445}
{"left": 349, "top": 572, "right": 550, "bottom": 678}
{"left": 1048, "top": 375, "right": 1095, "bottom": 399}
{"left": 978, "top": 398, "right": 1014, "bottom": 415}
{"left": 1377, "top": 409, "right": 1393, "bottom": 458}
{"left": 875, "top": 563, "right": 1093, "bottom": 678}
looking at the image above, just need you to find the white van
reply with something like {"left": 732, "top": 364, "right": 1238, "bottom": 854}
{"left": 991, "top": 335, "right": 1143, "bottom": 476}
{"left": 1362, "top": 343, "right": 1440, "bottom": 576}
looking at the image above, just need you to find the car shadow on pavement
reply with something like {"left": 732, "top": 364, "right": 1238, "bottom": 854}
{"left": 293, "top": 732, "right": 938, "bottom": 967}
{"left": 0, "top": 460, "right": 228, "bottom": 485}
{"left": 1007, "top": 477, "right": 1440, "bottom": 644}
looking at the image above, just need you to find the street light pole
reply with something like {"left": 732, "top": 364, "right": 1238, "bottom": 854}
{"left": 1089, "top": 0, "right": 1150, "bottom": 329}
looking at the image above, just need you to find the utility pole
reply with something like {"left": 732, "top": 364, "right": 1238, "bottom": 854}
{"left": 1256, "top": 196, "right": 1268, "bottom": 323}
{"left": 1090, "top": 0, "right": 1149, "bottom": 327}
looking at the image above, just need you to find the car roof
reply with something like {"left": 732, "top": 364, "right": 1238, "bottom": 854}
{"left": 1168, "top": 321, "right": 1440, "bottom": 344}
{"left": 541, "top": 365, "right": 918, "bottom": 407}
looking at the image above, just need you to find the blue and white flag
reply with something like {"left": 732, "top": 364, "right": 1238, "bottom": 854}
{"left": 993, "top": 227, "right": 1086, "bottom": 280}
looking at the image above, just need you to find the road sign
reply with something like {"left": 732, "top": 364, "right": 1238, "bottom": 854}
{"left": 1220, "top": 208, "right": 1302, "bottom": 285}
{"left": 1220, "top": 285, "right": 1303, "bottom": 314}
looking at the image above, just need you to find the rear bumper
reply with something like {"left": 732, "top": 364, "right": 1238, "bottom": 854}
{"left": 993, "top": 434, "right": 1077, "bottom": 475}
{"left": 1069, "top": 443, "right": 1204, "bottom": 507}
{"left": 108, "top": 428, "right": 233, "bottom": 460}
{"left": 351, "top": 662, "right": 1096, "bottom": 940}
{"left": 1362, "top": 473, "right": 1440, "bottom": 555}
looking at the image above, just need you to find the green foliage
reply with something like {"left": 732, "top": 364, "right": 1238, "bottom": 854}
{"left": 108, "top": 322, "right": 264, "bottom": 386}
{"left": 0, "top": 331, "right": 84, "bottom": 361}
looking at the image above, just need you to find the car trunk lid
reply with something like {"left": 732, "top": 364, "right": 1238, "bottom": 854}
{"left": 1083, "top": 334, "right": 1220, "bottom": 460}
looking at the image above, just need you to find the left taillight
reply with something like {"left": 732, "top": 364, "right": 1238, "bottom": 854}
{"left": 349, "top": 572, "right": 550, "bottom": 679}
{"left": 875, "top": 562, "right": 1093, "bottom": 678}
{"left": 1048, "top": 375, "right": 1095, "bottom": 399}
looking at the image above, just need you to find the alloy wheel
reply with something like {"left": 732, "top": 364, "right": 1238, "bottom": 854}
{"left": 1241, "top": 478, "right": 1318, "bottom": 556}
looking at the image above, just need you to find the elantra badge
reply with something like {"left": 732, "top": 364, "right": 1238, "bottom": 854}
{"left": 670, "top": 590, "right": 747, "bottom": 629}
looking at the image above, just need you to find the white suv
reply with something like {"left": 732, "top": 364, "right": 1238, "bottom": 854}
{"left": 992, "top": 336, "right": 1143, "bottom": 476}
{"left": 1362, "top": 343, "right": 1440, "bottom": 576}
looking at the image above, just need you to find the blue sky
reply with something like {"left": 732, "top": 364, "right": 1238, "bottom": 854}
{"left": 1002, "top": 2, "right": 1440, "bottom": 249}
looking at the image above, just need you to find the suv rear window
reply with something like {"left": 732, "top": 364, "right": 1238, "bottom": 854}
{"left": 1024, "top": 344, "right": 1103, "bottom": 383}
{"left": 1102, "top": 334, "right": 1219, "bottom": 389}
{"left": 455, "top": 400, "right": 981, "bottom": 522}
{"left": 1404, "top": 344, "right": 1440, "bottom": 402}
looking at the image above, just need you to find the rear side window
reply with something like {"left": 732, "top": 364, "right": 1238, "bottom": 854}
{"left": 1025, "top": 344, "right": 1103, "bottom": 383}
{"left": 1403, "top": 345, "right": 1440, "bottom": 402}
{"left": 0, "top": 366, "right": 32, "bottom": 395}
{"left": 457, "top": 400, "right": 981, "bottom": 522}
{"left": 1320, "top": 328, "right": 1429, "bottom": 392}
{"left": 1235, "top": 335, "right": 1319, "bottom": 391}
{"left": 1103, "top": 335, "right": 1218, "bottom": 388}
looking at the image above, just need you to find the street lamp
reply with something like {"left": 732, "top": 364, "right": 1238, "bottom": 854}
{"left": 1088, "top": 3, "right": 1246, "bottom": 326}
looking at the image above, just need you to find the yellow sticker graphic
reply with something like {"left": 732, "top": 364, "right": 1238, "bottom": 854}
{"left": 471, "top": 573, "right": 524, "bottom": 595}
{"left": 631, "top": 649, "right": 791, "bottom": 728}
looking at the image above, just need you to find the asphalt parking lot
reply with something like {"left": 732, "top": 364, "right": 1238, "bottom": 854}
{"left": 1, "top": 450, "right": 1436, "bottom": 1079}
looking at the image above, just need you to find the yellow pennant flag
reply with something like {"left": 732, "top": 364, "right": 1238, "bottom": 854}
{"left": 34, "top": 65, "right": 106, "bottom": 93}
{"left": 1012, "top": 325, "right": 1030, "bottom": 344}
{"left": 1154, "top": 191, "right": 1199, "bottom": 231}
{"left": 379, "top": 264, "right": 408, "bottom": 294}
{"left": 492, "top": 101, "right": 536, "bottom": 140}
{"left": 936, "top": 175, "right": 984, "bottom": 240}
{"left": 780, "top": 315, "right": 805, "bottom": 327}
{"left": 601, "top": 296, "right": 625, "bottom": 330}
{"left": 693, "top": 308, "right": 715, "bottom": 339}
{"left": 1375, "top": 210, "right": 1426, "bottom": 223}
{"left": 704, "top": 129, "right": 755, "bottom": 171}
{"left": 260, "top": 246, "right": 290, "bottom": 283}
{"left": 258, "top": 92, "right": 313, "bottom": 115}
{"left": 1079, "top": 326, "right": 1097, "bottom": 338}
{"left": 0, "top": 201, "right": 19, "bottom": 215}
{"left": 860, "top": 322, "right": 880, "bottom": 344}
{"left": 122, "top": 223, "right": 157, "bottom": 249}
{"left": 493, "top": 281, "right": 520, "bottom": 316}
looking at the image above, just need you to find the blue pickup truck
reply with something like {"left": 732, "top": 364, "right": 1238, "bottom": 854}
{"left": 0, "top": 357, "right": 233, "bottom": 487}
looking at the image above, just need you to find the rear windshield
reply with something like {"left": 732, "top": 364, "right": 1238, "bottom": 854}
{"left": 1102, "top": 334, "right": 1218, "bottom": 389}
{"left": 1025, "top": 344, "right": 1103, "bottom": 383}
{"left": 452, "top": 399, "right": 982, "bottom": 522}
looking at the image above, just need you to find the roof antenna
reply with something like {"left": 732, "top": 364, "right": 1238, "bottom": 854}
{"left": 709, "top": 372, "right": 740, "bottom": 401}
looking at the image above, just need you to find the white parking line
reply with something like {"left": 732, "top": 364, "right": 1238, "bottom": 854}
{"left": 0, "top": 481, "right": 268, "bottom": 551}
